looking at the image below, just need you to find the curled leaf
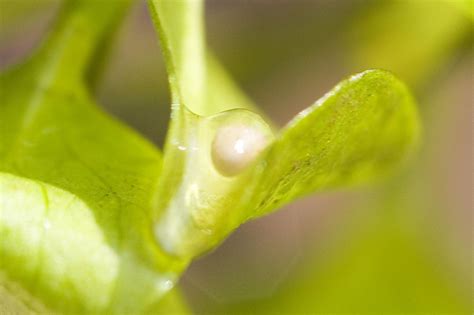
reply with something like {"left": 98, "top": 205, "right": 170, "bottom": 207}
{"left": 0, "top": 0, "right": 188, "bottom": 313}
{"left": 247, "top": 70, "right": 420, "bottom": 219}
{"left": 148, "top": 0, "right": 420, "bottom": 259}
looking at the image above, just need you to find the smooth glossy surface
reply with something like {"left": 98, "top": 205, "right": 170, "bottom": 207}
{"left": 212, "top": 123, "right": 270, "bottom": 176}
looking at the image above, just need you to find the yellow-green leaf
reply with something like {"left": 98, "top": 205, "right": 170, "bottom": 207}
{"left": 0, "top": 0, "right": 187, "bottom": 313}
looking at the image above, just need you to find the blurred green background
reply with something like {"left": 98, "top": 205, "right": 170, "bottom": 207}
{"left": 1, "top": 0, "right": 472, "bottom": 313}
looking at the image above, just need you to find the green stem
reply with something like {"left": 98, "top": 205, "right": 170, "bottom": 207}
{"left": 147, "top": 0, "right": 206, "bottom": 112}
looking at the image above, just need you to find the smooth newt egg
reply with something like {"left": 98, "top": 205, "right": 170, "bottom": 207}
{"left": 211, "top": 123, "right": 269, "bottom": 177}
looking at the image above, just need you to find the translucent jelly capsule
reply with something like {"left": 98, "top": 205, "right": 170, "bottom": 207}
{"left": 154, "top": 107, "right": 274, "bottom": 258}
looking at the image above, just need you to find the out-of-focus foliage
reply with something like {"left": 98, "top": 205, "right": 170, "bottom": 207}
{"left": 216, "top": 198, "right": 471, "bottom": 314}
{"left": 348, "top": 0, "right": 472, "bottom": 87}
{"left": 451, "top": 0, "right": 474, "bottom": 19}
{"left": 0, "top": 0, "right": 59, "bottom": 32}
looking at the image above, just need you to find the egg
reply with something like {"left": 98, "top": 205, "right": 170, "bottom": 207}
{"left": 211, "top": 123, "right": 270, "bottom": 176}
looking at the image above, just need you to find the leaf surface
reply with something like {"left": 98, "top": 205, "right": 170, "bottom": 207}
{"left": 0, "top": 0, "right": 187, "bottom": 313}
{"left": 247, "top": 70, "right": 420, "bottom": 219}
{"left": 213, "top": 198, "right": 472, "bottom": 314}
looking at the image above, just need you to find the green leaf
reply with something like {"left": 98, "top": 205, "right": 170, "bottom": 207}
{"left": 147, "top": 0, "right": 419, "bottom": 260}
{"left": 247, "top": 69, "right": 420, "bottom": 219}
{"left": 0, "top": 0, "right": 187, "bottom": 313}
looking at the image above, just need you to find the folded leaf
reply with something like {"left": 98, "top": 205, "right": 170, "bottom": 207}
{"left": 147, "top": 0, "right": 419, "bottom": 259}
{"left": 147, "top": 0, "right": 261, "bottom": 116}
{"left": 248, "top": 70, "right": 420, "bottom": 219}
{"left": 0, "top": 0, "right": 186, "bottom": 313}
{"left": 147, "top": 0, "right": 274, "bottom": 259}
